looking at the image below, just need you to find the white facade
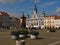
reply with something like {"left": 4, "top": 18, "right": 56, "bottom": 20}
{"left": 54, "top": 19, "right": 60, "bottom": 28}
{"left": 26, "top": 5, "right": 44, "bottom": 29}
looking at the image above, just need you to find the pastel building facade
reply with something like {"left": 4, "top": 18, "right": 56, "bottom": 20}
{"left": 0, "top": 12, "right": 9, "bottom": 28}
{"left": 9, "top": 17, "right": 20, "bottom": 29}
{"left": 44, "top": 15, "right": 60, "bottom": 29}
{"left": 44, "top": 15, "right": 55, "bottom": 28}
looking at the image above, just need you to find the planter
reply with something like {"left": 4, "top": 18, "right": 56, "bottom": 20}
{"left": 47, "top": 30, "right": 49, "bottom": 32}
{"left": 19, "top": 34, "right": 25, "bottom": 38}
{"left": 18, "top": 30, "right": 28, "bottom": 39}
{"left": 30, "top": 31, "right": 39, "bottom": 39}
{"left": 11, "top": 35, "right": 18, "bottom": 40}
{"left": 30, "top": 35, "right": 37, "bottom": 39}
{"left": 11, "top": 31, "right": 19, "bottom": 40}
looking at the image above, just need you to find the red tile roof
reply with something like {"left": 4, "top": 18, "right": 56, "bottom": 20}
{"left": 0, "top": 12, "right": 9, "bottom": 16}
{"left": 46, "top": 15, "right": 60, "bottom": 19}
{"left": 55, "top": 16, "right": 60, "bottom": 19}
{"left": 45, "top": 15, "right": 57, "bottom": 17}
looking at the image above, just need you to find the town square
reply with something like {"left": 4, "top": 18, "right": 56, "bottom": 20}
{"left": 0, "top": 0, "right": 60, "bottom": 45}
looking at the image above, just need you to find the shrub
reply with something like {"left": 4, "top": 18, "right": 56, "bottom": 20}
{"left": 30, "top": 31, "right": 39, "bottom": 35}
{"left": 18, "top": 30, "right": 28, "bottom": 35}
{"left": 11, "top": 31, "right": 19, "bottom": 40}
{"left": 49, "top": 28, "right": 56, "bottom": 32}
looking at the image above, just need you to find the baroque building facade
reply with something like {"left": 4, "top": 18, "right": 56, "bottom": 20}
{"left": 26, "top": 5, "right": 44, "bottom": 29}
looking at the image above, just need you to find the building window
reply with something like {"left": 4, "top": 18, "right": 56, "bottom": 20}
{"left": 37, "top": 22, "right": 38, "bottom": 25}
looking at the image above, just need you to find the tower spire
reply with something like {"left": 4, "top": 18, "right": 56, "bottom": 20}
{"left": 22, "top": 10, "right": 25, "bottom": 17}
{"left": 33, "top": 0, "right": 37, "bottom": 14}
{"left": 21, "top": 10, "right": 26, "bottom": 18}
{"left": 22, "top": 11, "right": 24, "bottom": 17}
{"left": 34, "top": 4, "right": 37, "bottom": 14}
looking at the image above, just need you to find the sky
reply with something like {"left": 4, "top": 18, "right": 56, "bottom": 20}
{"left": 0, "top": 0, "right": 60, "bottom": 18}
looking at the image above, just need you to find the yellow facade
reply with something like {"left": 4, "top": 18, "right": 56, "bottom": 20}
{"left": 44, "top": 16, "right": 55, "bottom": 28}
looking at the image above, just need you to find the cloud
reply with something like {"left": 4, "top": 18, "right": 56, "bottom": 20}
{"left": 30, "top": 0, "right": 40, "bottom": 3}
{"left": 0, "top": 0, "right": 40, "bottom": 4}
{"left": 8, "top": 12, "right": 20, "bottom": 18}
{"left": 56, "top": 8, "right": 60, "bottom": 13}
{"left": 41, "top": 1, "right": 57, "bottom": 7}
{"left": 0, "top": 0, "right": 24, "bottom": 4}
{"left": 35, "top": 0, "right": 40, "bottom": 3}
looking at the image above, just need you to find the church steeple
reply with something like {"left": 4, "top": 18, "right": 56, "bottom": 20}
{"left": 20, "top": 11, "right": 26, "bottom": 29}
{"left": 34, "top": 4, "right": 37, "bottom": 14}
{"left": 22, "top": 11, "right": 24, "bottom": 17}
{"left": 21, "top": 11, "right": 26, "bottom": 19}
